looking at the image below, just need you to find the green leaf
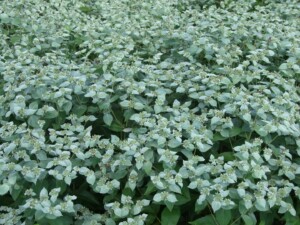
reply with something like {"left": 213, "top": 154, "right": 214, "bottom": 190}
{"left": 165, "top": 201, "right": 175, "bottom": 211}
{"left": 103, "top": 113, "right": 113, "bottom": 126}
{"left": 216, "top": 209, "right": 232, "bottom": 225}
{"left": 10, "top": 34, "right": 22, "bottom": 44}
{"left": 86, "top": 173, "right": 96, "bottom": 185}
{"left": 195, "top": 200, "right": 207, "bottom": 213}
{"left": 98, "top": 102, "right": 110, "bottom": 110}
{"left": 75, "top": 190, "right": 101, "bottom": 207}
{"left": 212, "top": 200, "right": 222, "bottom": 212}
{"left": 105, "top": 219, "right": 116, "bottom": 225}
{"left": 28, "top": 115, "right": 40, "bottom": 128}
{"left": 144, "top": 182, "right": 156, "bottom": 195}
{"left": 189, "top": 215, "right": 215, "bottom": 225}
{"left": 255, "top": 198, "right": 268, "bottom": 211}
{"left": 175, "top": 185, "right": 191, "bottom": 206}
{"left": 11, "top": 185, "right": 23, "bottom": 201}
{"left": 114, "top": 207, "right": 129, "bottom": 218}
{"left": 221, "top": 127, "right": 242, "bottom": 138}
{"left": 79, "top": 6, "right": 93, "bottom": 14}
{"left": 72, "top": 105, "right": 87, "bottom": 116}
{"left": 44, "top": 109, "right": 59, "bottom": 119}
{"left": 284, "top": 212, "right": 300, "bottom": 225}
{"left": 32, "top": 86, "right": 47, "bottom": 99}
{"left": 111, "top": 169, "right": 128, "bottom": 180}
{"left": 211, "top": 116, "right": 220, "bottom": 125}
{"left": 109, "top": 121, "right": 123, "bottom": 132}
{"left": 0, "top": 184, "right": 9, "bottom": 195}
{"left": 213, "top": 133, "right": 227, "bottom": 141}
{"left": 124, "top": 109, "right": 135, "bottom": 121}
{"left": 133, "top": 102, "right": 144, "bottom": 110}
{"left": 53, "top": 112, "right": 66, "bottom": 129}
{"left": 168, "top": 139, "right": 181, "bottom": 148}
{"left": 62, "top": 101, "right": 72, "bottom": 114}
{"left": 242, "top": 113, "right": 251, "bottom": 122}
{"left": 242, "top": 214, "right": 257, "bottom": 225}
{"left": 143, "top": 161, "right": 153, "bottom": 175}
{"left": 35, "top": 210, "right": 45, "bottom": 221}
{"left": 259, "top": 212, "right": 275, "bottom": 225}
{"left": 161, "top": 207, "right": 180, "bottom": 225}
{"left": 50, "top": 216, "right": 73, "bottom": 225}
{"left": 38, "top": 216, "right": 73, "bottom": 225}
{"left": 219, "top": 152, "right": 235, "bottom": 161}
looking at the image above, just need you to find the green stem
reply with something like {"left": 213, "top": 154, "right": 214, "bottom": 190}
{"left": 207, "top": 201, "right": 220, "bottom": 225}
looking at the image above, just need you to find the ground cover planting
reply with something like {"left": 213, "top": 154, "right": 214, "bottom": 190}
{"left": 0, "top": 0, "right": 299, "bottom": 224}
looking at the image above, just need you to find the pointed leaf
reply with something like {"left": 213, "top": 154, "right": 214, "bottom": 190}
{"left": 216, "top": 209, "right": 232, "bottom": 225}
{"left": 103, "top": 113, "right": 113, "bottom": 126}
{"left": 161, "top": 207, "right": 180, "bottom": 225}
{"left": 0, "top": 184, "right": 9, "bottom": 195}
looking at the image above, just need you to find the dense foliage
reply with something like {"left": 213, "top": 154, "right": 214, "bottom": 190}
{"left": 0, "top": 0, "right": 300, "bottom": 224}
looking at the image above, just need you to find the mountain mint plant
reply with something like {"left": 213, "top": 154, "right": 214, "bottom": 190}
{"left": 0, "top": 0, "right": 299, "bottom": 224}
